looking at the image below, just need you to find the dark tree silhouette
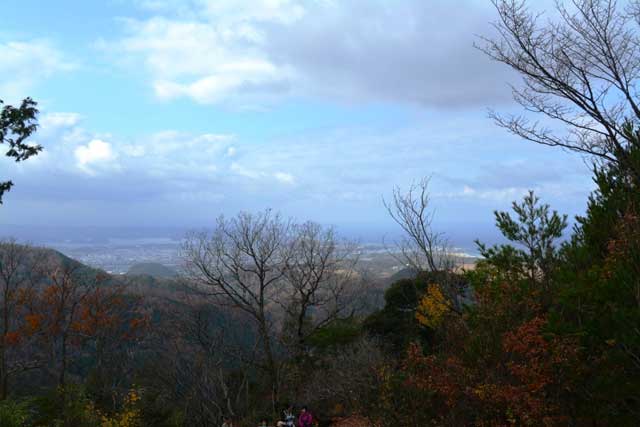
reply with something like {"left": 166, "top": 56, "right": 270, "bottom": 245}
{"left": 0, "top": 97, "right": 40, "bottom": 204}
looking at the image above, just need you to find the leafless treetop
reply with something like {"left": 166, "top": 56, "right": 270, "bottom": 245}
{"left": 479, "top": 0, "right": 640, "bottom": 176}
{"left": 384, "top": 177, "right": 453, "bottom": 273}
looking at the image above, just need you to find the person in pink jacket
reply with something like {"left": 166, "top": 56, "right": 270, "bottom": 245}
{"left": 297, "top": 406, "right": 313, "bottom": 427}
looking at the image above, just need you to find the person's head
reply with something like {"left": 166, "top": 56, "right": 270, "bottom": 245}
{"left": 301, "top": 406, "right": 307, "bottom": 413}
{"left": 260, "top": 419, "right": 267, "bottom": 426}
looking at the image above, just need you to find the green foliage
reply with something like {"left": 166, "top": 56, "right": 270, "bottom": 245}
{"left": 30, "top": 386, "right": 102, "bottom": 427}
{"left": 0, "top": 399, "right": 30, "bottom": 427}
{"left": 364, "top": 268, "right": 470, "bottom": 356}
{"left": 137, "top": 387, "right": 185, "bottom": 427}
{"left": 465, "top": 192, "right": 568, "bottom": 331}
{"left": 476, "top": 190, "right": 568, "bottom": 287}
{"left": 0, "top": 97, "right": 40, "bottom": 204}
{"left": 126, "top": 262, "right": 177, "bottom": 278}
{"left": 548, "top": 138, "right": 640, "bottom": 423}
{"left": 17, "top": 386, "right": 148, "bottom": 427}
{"left": 363, "top": 276, "right": 427, "bottom": 353}
{"left": 307, "top": 319, "right": 362, "bottom": 350}
{"left": 398, "top": 141, "right": 640, "bottom": 425}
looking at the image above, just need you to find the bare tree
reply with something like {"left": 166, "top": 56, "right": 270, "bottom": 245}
{"left": 37, "top": 258, "right": 107, "bottom": 389}
{"left": 280, "top": 222, "right": 361, "bottom": 359}
{"left": 183, "top": 211, "right": 371, "bottom": 414}
{"left": 78, "top": 278, "right": 148, "bottom": 403}
{"left": 479, "top": 0, "right": 640, "bottom": 179}
{"left": 148, "top": 299, "right": 256, "bottom": 426}
{"left": 184, "top": 302, "right": 254, "bottom": 420}
{"left": 384, "top": 177, "right": 453, "bottom": 273}
{"left": 0, "top": 240, "right": 44, "bottom": 399}
{"left": 384, "top": 179, "right": 471, "bottom": 319}
{"left": 182, "top": 210, "right": 293, "bottom": 411}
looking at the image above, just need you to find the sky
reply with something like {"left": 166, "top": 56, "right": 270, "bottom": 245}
{"left": 0, "top": 0, "right": 595, "bottom": 244}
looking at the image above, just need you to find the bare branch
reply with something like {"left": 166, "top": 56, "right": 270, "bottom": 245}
{"left": 478, "top": 0, "right": 640, "bottom": 178}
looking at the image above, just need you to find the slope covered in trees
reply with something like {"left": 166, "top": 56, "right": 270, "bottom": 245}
{"left": 2, "top": 0, "right": 640, "bottom": 426}
{"left": 126, "top": 263, "right": 178, "bottom": 279}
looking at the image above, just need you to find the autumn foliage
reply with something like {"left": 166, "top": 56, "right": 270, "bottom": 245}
{"left": 364, "top": 150, "right": 640, "bottom": 426}
{"left": 0, "top": 247, "right": 148, "bottom": 422}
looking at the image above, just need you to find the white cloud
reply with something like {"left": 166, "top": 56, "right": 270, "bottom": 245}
{"left": 103, "top": 0, "right": 513, "bottom": 108}
{"left": 23, "top": 108, "right": 590, "bottom": 217}
{"left": 122, "top": 145, "right": 146, "bottom": 157}
{"left": 74, "top": 139, "right": 117, "bottom": 174}
{"left": 40, "top": 113, "right": 82, "bottom": 133}
{"left": 230, "top": 162, "right": 261, "bottom": 179}
{"left": 153, "top": 61, "right": 285, "bottom": 104}
{"left": 197, "top": 133, "right": 235, "bottom": 143}
{"left": 139, "top": 132, "right": 235, "bottom": 169}
{"left": 229, "top": 163, "right": 295, "bottom": 184}
{"left": 197, "top": 0, "right": 305, "bottom": 25}
{"left": 108, "top": 15, "right": 293, "bottom": 106}
{"left": 0, "top": 40, "right": 75, "bottom": 100}
{"left": 274, "top": 171, "right": 294, "bottom": 184}
{"left": 452, "top": 185, "right": 530, "bottom": 202}
{"left": 1, "top": 106, "right": 594, "bottom": 229}
{"left": 17, "top": 113, "right": 240, "bottom": 183}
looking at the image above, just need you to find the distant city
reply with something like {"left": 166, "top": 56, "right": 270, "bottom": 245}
{"left": 0, "top": 224, "right": 484, "bottom": 276}
{"left": 51, "top": 239, "right": 182, "bottom": 275}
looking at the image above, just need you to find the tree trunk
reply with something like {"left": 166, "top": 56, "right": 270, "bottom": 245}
{"left": 0, "top": 344, "right": 6, "bottom": 400}
{"left": 259, "top": 320, "right": 278, "bottom": 416}
{"left": 59, "top": 332, "right": 67, "bottom": 388}
{"left": 1, "top": 299, "right": 9, "bottom": 400}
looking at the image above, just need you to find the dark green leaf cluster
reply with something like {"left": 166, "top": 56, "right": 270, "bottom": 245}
{"left": 476, "top": 190, "right": 568, "bottom": 287}
{"left": 0, "top": 97, "right": 41, "bottom": 203}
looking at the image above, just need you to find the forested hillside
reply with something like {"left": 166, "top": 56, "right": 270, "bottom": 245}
{"left": 1, "top": 0, "right": 640, "bottom": 426}
{"left": 126, "top": 263, "right": 178, "bottom": 279}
